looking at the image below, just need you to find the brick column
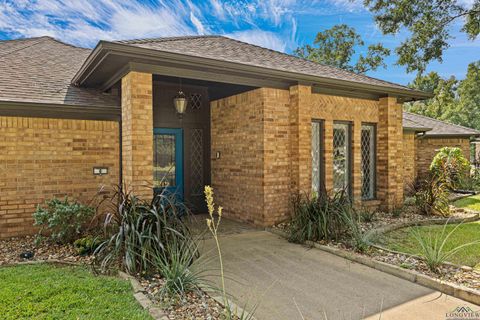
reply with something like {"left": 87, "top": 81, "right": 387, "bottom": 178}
{"left": 377, "top": 96, "right": 403, "bottom": 210}
{"left": 323, "top": 120, "right": 334, "bottom": 192}
{"left": 121, "top": 71, "right": 153, "bottom": 199}
{"left": 289, "top": 85, "right": 312, "bottom": 194}
{"left": 352, "top": 120, "right": 362, "bottom": 203}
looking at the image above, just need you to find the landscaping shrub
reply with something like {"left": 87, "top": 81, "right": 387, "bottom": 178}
{"left": 33, "top": 197, "right": 95, "bottom": 244}
{"left": 152, "top": 234, "right": 207, "bottom": 299}
{"left": 74, "top": 236, "right": 103, "bottom": 256}
{"left": 414, "top": 173, "right": 450, "bottom": 217}
{"left": 415, "top": 174, "right": 450, "bottom": 217}
{"left": 94, "top": 186, "right": 194, "bottom": 274}
{"left": 459, "top": 167, "right": 480, "bottom": 191}
{"left": 430, "top": 147, "right": 470, "bottom": 189}
{"left": 287, "top": 191, "right": 368, "bottom": 251}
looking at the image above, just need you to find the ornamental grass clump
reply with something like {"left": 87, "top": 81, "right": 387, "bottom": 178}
{"left": 94, "top": 185, "right": 193, "bottom": 275}
{"left": 412, "top": 220, "right": 480, "bottom": 273}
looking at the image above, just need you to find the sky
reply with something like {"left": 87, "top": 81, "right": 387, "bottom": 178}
{"left": 0, "top": 0, "right": 478, "bottom": 85}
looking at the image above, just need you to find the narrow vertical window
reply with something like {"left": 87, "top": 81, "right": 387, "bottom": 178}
{"left": 361, "top": 124, "right": 376, "bottom": 200}
{"left": 311, "top": 121, "right": 323, "bottom": 194}
{"left": 333, "top": 122, "right": 351, "bottom": 194}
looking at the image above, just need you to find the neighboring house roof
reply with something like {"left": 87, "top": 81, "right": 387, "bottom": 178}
{"left": 403, "top": 111, "right": 480, "bottom": 137}
{"left": 0, "top": 36, "right": 118, "bottom": 108}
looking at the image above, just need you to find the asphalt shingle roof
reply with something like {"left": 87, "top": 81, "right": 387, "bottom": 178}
{"left": 0, "top": 36, "right": 118, "bottom": 107}
{"left": 115, "top": 35, "right": 417, "bottom": 93}
{"left": 403, "top": 111, "right": 480, "bottom": 137}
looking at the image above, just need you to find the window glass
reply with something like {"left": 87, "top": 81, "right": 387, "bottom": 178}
{"left": 361, "top": 124, "right": 376, "bottom": 199}
{"left": 333, "top": 123, "right": 351, "bottom": 193}
{"left": 311, "top": 122, "right": 322, "bottom": 194}
{"left": 153, "top": 134, "right": 176, "bottom": 188}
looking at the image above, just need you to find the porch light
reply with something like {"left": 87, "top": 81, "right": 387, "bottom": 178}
{"left": 173, "top": 91, "right": 187, "bottom": 116}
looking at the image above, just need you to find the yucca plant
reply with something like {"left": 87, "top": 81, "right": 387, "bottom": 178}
{"left": 152, "top": 233, "right": 208, "bottom": 299}
{"left": 412, "top": 220, "right": 480, "bottom": 273}
{"left": 94, "top": 185, "right": 193, "bottom": 274}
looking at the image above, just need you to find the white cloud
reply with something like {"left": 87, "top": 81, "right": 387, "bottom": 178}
{"left": 0, "top": 0, "right": 199, "bottom": 46}
{"left": 227, "top": 30, "right": 287, "bottom": 52}
{"left": 326, "top": 0, "right": 365, "bottom": 12}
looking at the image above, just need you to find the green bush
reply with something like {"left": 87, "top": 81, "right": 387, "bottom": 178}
{"left": 94, "top": 186, "right": 194, "bottom": 275}
{"left": 33, "top": 197, "right": 94, "bottom": 244}
{"left": 287, "top": 191, "right": 368, "bottom": 251}
{"left": 430, "top": 147, "right": 470, "bottom": 189}
{"left": 74, "top": 236, "right": 103, "bottom": 256}
{"left": 414, "top": 174, "right": 450, "bottom": 217}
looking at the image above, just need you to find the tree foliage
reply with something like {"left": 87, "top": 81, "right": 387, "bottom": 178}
{"left": 405, "top": 61, "right": 480, "bottom": 130}
{"left": 364, "top": 0, "right": 480, "bottom": 73}
{"left": 294, "top": 24, "right": 390, "bottom": 74}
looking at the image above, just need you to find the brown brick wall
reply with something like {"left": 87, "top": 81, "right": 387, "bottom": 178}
{"left": 121, "top": 71, "right": 153, "bottom": 199}
{"left": 211, "top": 89, "right": 267, "bottom": 225}
{"left": 415, "top": 137, "right": 470, "bottom": 177}
{"left": 310, "top": 93, "right": 379, "bottom": 204}
{"left": 0, "top": 117, "right": 119, "bottom": 238}
{"left": 377, "top": 98, "right": 404, "bottom": 210}
{"left": 211, "top": 87, "right": 404, "bottom": 225}
{"left": 403, "top": 132, "right": 416, "bottom": 189}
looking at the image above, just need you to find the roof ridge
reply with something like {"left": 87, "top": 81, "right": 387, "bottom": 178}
{"left": 0, "top": 37, "right": 50, "bottom": 58}
{"left": 116, "top": 35, "right": 221, "bottom": 44}
{"left": 221, "top": 35, "right": 414, "bottom": 92}
{"left": 404, "top": 111, "right": 480, "bottom": 133}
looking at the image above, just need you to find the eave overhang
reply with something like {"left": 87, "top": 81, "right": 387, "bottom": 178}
{"left": 72, "top": 41, "right": 433, "bottom": 102}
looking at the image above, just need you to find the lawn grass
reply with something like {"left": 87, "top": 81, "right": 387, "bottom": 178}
{"left": 453, "top": 194, "right": 480, "bottom": 211}
{"left": 0, "top": 263, "right": 152, "bottom": 320}
{"left": 376, "top": 221, "right": 480, "bottom": 267}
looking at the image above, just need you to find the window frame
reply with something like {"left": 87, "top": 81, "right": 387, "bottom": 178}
{"left": 360, "top": 123, "right": 377, "bottom": 200}
{"left": 311, "top": 119, "right": 325, "bottom": 195}
{"left": 332, "top": 121, "right": 353, "bottom": 197}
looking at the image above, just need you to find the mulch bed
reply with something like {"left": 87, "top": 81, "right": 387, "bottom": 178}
{"left": 0, "top": 236, "right": 227, "bottom": 320}
{"left": 140, "top": 275, "right": 225, "bottom": 320}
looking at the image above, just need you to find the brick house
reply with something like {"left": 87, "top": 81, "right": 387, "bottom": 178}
{"left": 402, "top": 112, "right": 480, "bottom": 185}
{"left": 0, "top": 35, "right": 444, "bottom": 238}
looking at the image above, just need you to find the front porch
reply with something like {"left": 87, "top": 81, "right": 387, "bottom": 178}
{"left": 119, "top": 69, "right": 405, "bottom": 227}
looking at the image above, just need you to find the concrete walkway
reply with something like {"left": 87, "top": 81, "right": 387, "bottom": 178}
{"left": 200, "top": 227, "right": 477, "bottom": 320}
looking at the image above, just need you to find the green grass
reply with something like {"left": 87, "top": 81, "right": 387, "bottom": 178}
{"left": 454, "top": 194, "right": 480, "bottom": 211}
{"left": 376, "top": 221, "right": 480, "bottom": 267}
{"left": 0, "top": 264, "right": 152, "bottom": 320}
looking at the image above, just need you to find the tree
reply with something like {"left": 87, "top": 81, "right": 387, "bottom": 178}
{"left": 457, "top": 61, "right": 480, "bottom": 129}
{"left": 364, "top": 0, "right": 480, "bottom": 73}
{"left": 405, "top": 61, "right": 480, "bottom": 130}
{"left": 294, "top": 24, "right": 390, "bottom": 74}
{"left": 405, "top": 72, "right": 458, "bottom": 120}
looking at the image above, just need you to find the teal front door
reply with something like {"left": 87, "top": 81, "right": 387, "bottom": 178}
{"left": 153, "top": 128, "right": 184, "bottom": 199}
